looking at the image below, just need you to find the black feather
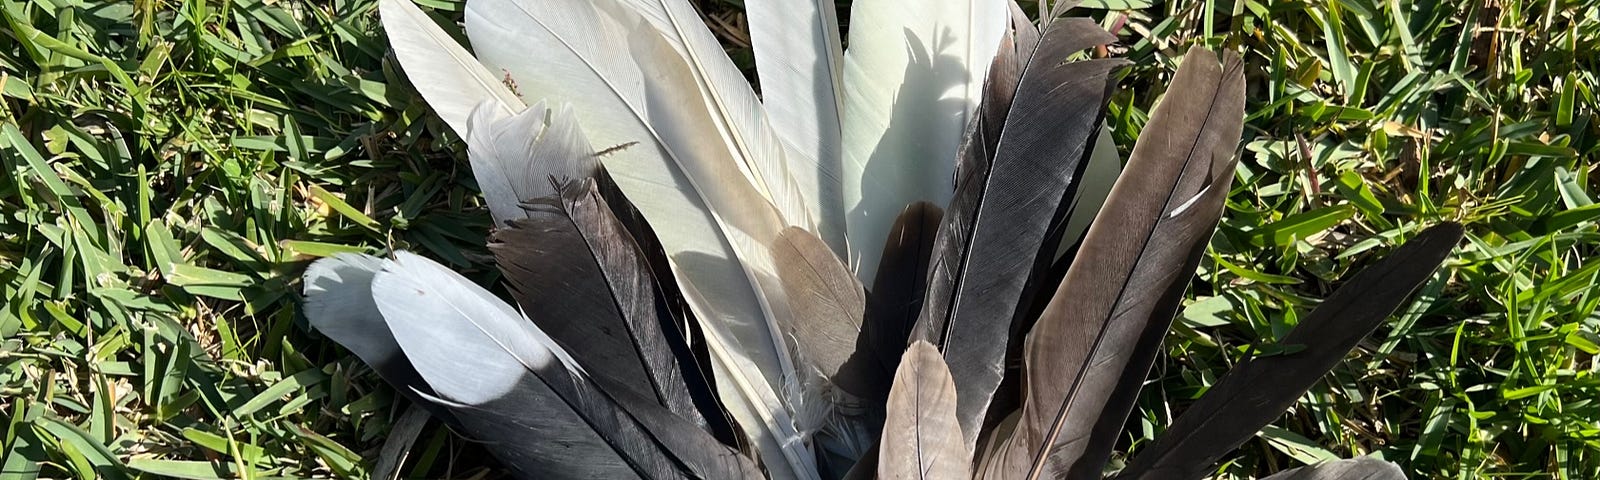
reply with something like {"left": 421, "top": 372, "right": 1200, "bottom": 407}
{"left": 595, "top": 172, "right": 744, "bottom": 449}
{"left": 1114, "top": 223, "right": 1462, "bottom": 480}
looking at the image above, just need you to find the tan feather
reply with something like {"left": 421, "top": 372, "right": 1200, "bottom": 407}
{"left": 879, "top": 342, "right": 970, "bottom": 480}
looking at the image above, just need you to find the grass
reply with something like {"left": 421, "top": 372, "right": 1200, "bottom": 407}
{"left": 0, "top": 0, "right": 1596, "bottom": 478}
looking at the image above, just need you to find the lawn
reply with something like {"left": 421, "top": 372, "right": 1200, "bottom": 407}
{"left": 1, "top": 0, "right": 1597, "bottom": 478}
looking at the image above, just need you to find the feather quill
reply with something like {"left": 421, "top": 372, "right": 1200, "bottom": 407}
{"left": 1258, "top": 457, "right": 1408, "bottom": 480}
{"left": 466, "top": 100, "right": 596, "bottom": 227}
{"left": 377, "top": 0, "right": 521, "bottom": 136}
{"left": 1114, "top": 223, "right": 1462, "bottom": 480}
{"left": 878, "top": 342, "right": 970, "bottom": 480}
{"left": 301, "top": 254, "right": 457, "bottom": 425}
{"left": 914, "top": 19, "right": 1124, "bottom": 449}
{"left": 980, "top": 46, "right": 1245, "bottom": 480}
{"left": 489, "top": 178, "right": 709, "bottom": 431}
{"left": 841, "top": 0, "right": 1010, "bottom": 282}
{"left": 373, "top": 251, "right": 758, "bottom": 479}
{"left": 459, "top": 1, "right": 815, "bottom": 476}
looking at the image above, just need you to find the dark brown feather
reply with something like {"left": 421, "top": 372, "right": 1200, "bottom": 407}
{"left": 1114, "top": 224, "right": 1461, "bottom": 480}
{"left": 490, "top": 179, "right": 708, "bottom": 432}
{"left": 595, "top": 173, "right": 743, "bottom": 449}
{"left": 980, "top": 46, "right": 1246, "bottom": 480}
{"left": 912, "top": 18, "right": 1124, "bottom": 449}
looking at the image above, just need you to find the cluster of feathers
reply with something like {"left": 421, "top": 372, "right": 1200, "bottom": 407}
{"left": 301, "top": 0, "right": 1464, "bottom": 478}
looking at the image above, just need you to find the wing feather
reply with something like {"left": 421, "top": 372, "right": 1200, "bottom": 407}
{"left": 979, "top": 46, "right": 1246, "bottom": 480}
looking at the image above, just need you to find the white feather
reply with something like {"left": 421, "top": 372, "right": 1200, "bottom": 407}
{"left": 302, "top": 253, "right": 393, "bottom": 362}
{"left": 462, "top": 0, "right": 817, "bottom": 477}
{"left": 839, "top": 0, "right": 1010, "bottom": 281}
{"left": 744, "top": 0, "right": 847, "bottom": 252}
{"left": 371, "top": 251, "right": 580, "bottom": 404}
{"left": 377, "top": 0, "right": 522, "bottom": 137}
{"left": 610, "top": 0, "right": 836, "bottom": 248}
{"left": 466, "top": 100, "right": 595, "bottom": 227}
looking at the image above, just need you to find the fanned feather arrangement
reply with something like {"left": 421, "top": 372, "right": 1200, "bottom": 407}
{"left": 301, "top": 0, "right": 1466, "bottom": 478}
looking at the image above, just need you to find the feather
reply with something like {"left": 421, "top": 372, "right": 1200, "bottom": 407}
{"left": 489, "top": 178, "right": 708, "bottom": 431}
{"left": 466, "top": 100, "right": 596, "bottom": 227}
{"left": 866, "top": 202, "right": 945, "bottom": 393}
{"left": 1042, "top": 0, "right": 1085, "bottom": 23}
{"left": 989, "top": 126, "right": 1123, "bottom": 435}
{"left": 769, "top": 226, "right": 883, "bottom": 474}
{"left": 373, "top": 251, "right": 758, "bottom": 480}
{"left": 1258, "top": 457, "right": 1408, "bottom": 480}
{"left": 953, "top": 1, "right": 1038, "bottom": 183}
{"left": 301, "top": 254, "right": 456, "bottom": 425}
{"left": 913, "top": 19, "right": 1124, "bottom": 449}
{"left": 611, "top": 0, "right": 831, "bottom": 245}
{"left": 878, "top": 342, "right": 970, "bottom": 480}
{"left": 840, "top": 0, "right": 1010, "bottom": 282}
{"left": 595, "top": 173, "right": 745, "bottom": 448}
{"left": 980, "top": 46, "right": 1246, "bottom": 480}
{"left": 770, "top": 227, "right": 868, "bottom": 394}
{"left": 804, "top": 203, "right": 947, "bottom": 478}
{"left": 1010, "top": 0, "right": 1042, "bottom": 53}
{"left": 744, "top": 0, "right": 846, "bottom": 244}
{"left": 377, "top": 0, "right": 521, "bottom": 136}
{"left": 1114, "top": 223, "right": 1462, "bottom": 480}
{"left": 460, "top": 1, "right": 816, "bottom": 476}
